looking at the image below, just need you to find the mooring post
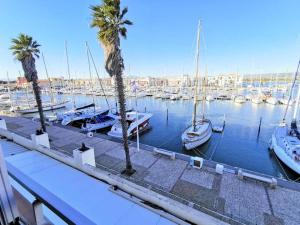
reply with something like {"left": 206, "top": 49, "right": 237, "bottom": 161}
{"left": 145, "top": 106, "right": 146, "bottom": 112}
{"left": 166, "top": 108, "right": 169, "bottom": 121}
{"left": 257, "top": 116, "right": 262, "bottom": 136}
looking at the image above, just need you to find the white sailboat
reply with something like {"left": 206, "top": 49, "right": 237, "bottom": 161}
{"left": 270, "top": 60, "right": 300, "bottom": 174}
{"left": 266, "top": 96, "right": 278, "bottom": 105}
{"left": 251, "top": 95, "right": 263, "bottom": 104}
{"left": 234, "top": 95, "right": 246, "bottom": 104}
{"left": 181, "top": 21, "right": 212, "bottom": 150}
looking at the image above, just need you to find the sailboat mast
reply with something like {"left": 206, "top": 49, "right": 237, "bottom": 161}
{"left": 85, "top": 42, "right": 96, "bottom": 111}
{"left": 292, "top": 61, "right": 300, "bottom": 120}
{"left": 41, "top": 53, "right": 55, "bottom": 104}
{"left": 202, "top": 66, "right": 207, "bottom": 119}
{"left": 65, "top": 41, "right": 76, "bottom": 109}
{"left": 192, "top": 20, "right": 201, "bottom": 131}
{"left": 283, "top": 60, "right": 300, "bottom": 121}
{"left": 6, "top": 72, "right": 13, "bottom": 109}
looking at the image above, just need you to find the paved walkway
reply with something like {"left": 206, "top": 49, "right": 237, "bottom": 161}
{"left": 2, "top": 116, "right": 300, "bottom": 225}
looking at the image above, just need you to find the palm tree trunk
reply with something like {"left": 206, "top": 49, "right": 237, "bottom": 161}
{"left": 32, "top": 79, "right": 46, "bottom": 132}
{"left": 114, "top": 74, "right": 134, "bottom": 175}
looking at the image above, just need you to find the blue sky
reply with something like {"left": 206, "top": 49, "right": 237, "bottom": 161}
{"left": 1, "top": 0, "right": 300, "bottom": 80}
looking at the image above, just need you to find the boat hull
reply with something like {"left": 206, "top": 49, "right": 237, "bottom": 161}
{"left": 15, "top": 101, "right": 68, "bottom": 114}
{"left": 271, "top": 129, "right": 300, "bottom": 174}
{"left": 182, "top": 120, "right": 212, "bottom": 150}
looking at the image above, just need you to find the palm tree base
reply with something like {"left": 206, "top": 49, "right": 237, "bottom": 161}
{"left": 121, "top": 168, "right": 136, "bottom": 176}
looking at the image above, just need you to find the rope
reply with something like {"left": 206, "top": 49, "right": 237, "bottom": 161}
{"left": 271, "top": 149, "right": 300, "bottom": 182}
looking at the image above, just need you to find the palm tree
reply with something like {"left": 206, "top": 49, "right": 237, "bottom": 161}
{"left": 91, "top": 0, "right": 135, "bottom": 175}
{"left": 10, "top": 34, "right": 46, "bottom": 132}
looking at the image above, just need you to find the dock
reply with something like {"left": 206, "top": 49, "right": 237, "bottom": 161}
{"left": 2, "top": 115, "right": 300, "bottom": 225}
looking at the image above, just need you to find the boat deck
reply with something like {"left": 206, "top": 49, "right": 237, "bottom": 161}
{"left": 2, "top": 116, "right": 300, "bottom": 225}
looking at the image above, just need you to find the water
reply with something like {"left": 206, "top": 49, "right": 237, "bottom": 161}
{"left": 17, "top": 92, "right": 300, "bottom": 180}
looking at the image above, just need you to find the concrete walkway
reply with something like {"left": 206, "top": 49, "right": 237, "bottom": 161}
{"left": 2, "top": 116, "right": 300, "bottom": 225}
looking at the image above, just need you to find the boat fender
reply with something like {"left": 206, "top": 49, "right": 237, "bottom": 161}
{"left": 87, "top": 132, "right": 93, "bottom": 138}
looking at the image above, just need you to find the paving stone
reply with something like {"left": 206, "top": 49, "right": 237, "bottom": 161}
{"left": 219, "top": 173, "right": 271, "bottom": 225}
{"left": 263, "top": 213, "right": 284, "bottom": 225}
{"left": 59, "top": 143, "right": 81, "bottom": 154}
{"left": 172, "top": 179, "right": 220, "bottom": 211}
{"left": 144, "top": 157, "right": 187, "bottom": 191}
{"left": 80, "top": 137, "right": 106, "bottom": 146}
{"left": 4, "top": 116, "right": 300, "bottom": 225}
{"left": 92, "top": 140, "right": 122, "bottom": 158}
{"left": 105, "top": 146, "right": 137, "bottom": 161}
{"left": 95, "top": 154, "right": 121, "bottom": 170}
{"left": 130, "top": 149, "right": 159, "bottom": 168}
{"left": 268, "top": 186, "right": 300, "bottom": 225}
{"left": 6, "top": 122, "right": 23, "bottom": 130}
{"left": 180, "top": 168, "right": 215, "bottom": 189}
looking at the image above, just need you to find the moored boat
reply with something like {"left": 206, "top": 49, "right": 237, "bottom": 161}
{"left": 270, "top": 60, "right": 300, "bottom": 174}
{"left": 107, "top": 112, "right": 152, "bottom": 138}
{"left": 181, "top": 21, "right": 212, "bottom": 150}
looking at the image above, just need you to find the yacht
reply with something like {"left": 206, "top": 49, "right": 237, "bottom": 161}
{"left": 13, "top": 100, "right": 68, "bottom": 114}
{"left": 182, "top": 94, "right": 191, "bottom": 100}
{"left": 57, "top": 104, "right": 108, "bottom": 126}
{"left": 107, "top": 112, "right": 152, "bottom": 138}
{"left": 234, "top": 95, "right": 246, "bottom": 104}
{"left": 206, "top": 95, "right": 214, "bottom": 102}
{"left": 181, "top": 21, "right": 212, "bottom": 150}
{"left": 170, "top": 94, "right": 180, "bottom": 100}
{"left": 251, "top": 96, "right": 263, "bottom": 104}
{"left": 279, "top": 98, "right": 294, "bottom": 106}
{"left": 266, "top": 97, "right": 278, "bottom": 105}
{"left": 270, "top": 60, "right": 300, "bottom": 174}
{"left": 81, "top": 113, "right": 117, "bottom": 132}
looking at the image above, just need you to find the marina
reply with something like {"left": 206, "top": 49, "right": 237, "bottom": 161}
{"left": 1, "top": 115, "right": 300, "bottom": 225}
{"left": 1, "top": 81, "right": 299, "bottom": 181}
{"left": 1, "top": 0, "right": 300, "bottom": 224}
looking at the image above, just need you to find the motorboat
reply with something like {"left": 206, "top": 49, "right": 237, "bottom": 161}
{"left": 57, "top": 103, "right": 107, "bottom": 126}
{"left": 107, "top": 112, "right": 152, "bottom": 138}
{"left": 81, "top": 113, "right": 117, "bottom": 132}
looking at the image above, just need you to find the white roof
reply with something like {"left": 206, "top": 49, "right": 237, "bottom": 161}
{"left": 2, "top": 140, "right": 175, "bottom": 225}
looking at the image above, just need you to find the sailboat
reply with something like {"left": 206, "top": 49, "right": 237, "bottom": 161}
{"left": 270, "top": 60, "right": 300, "bottom": 174}
{"left": 181, "top": 21, "right": 212, "bottom": 150}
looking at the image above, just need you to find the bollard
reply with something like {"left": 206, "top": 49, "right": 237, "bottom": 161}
{"left": 257, "top": 116, "right": 262, "bottom": 137}
{"left": 31, "top": 131, "right": 50, "bottom": 149}
{"left": 73, "top": 143, "right": 96, "bottom": 167}
{"left": 166, "top": 108, "right": 169, "bottom": 121}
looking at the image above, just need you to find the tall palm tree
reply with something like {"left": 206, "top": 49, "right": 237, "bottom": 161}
{"left": 91, "top": 0, "right": 135, "bottom": 175}
{"left": 10, "top": 34, "right": 46, "bottom": 132}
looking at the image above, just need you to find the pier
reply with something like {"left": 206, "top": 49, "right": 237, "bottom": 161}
{"left": 1, "top": 116, "right": 300, "bottom": 225}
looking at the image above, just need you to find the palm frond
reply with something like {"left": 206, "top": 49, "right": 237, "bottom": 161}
{"left": 10, "top": 33, "right": 41, "bottom": 61}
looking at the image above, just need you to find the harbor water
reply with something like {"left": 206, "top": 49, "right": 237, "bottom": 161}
{"left": 18, "top": 92, "right": 299, "bottom": 181}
